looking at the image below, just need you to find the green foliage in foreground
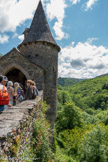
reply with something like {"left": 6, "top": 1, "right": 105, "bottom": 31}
{"left": 55, "top": 75, "right": 108, "bottom": 161}
{"left": 56, "top": 124, "right": 108, "bottom": 162}
{"left": 20, "top": 102, "right": 53, "bottom": 162}
{"left": 20, "top": 75, "right": 108, "bottom": 161}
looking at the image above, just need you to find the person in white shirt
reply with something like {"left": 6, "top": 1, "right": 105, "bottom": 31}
{"left": 7, "top": 81, "right": 14, "bottom": 106}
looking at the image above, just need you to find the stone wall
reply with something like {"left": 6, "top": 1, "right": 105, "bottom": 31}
{"left": 0, "top": 91, "right": 43, "bottom": 161}
{"left": 19, "top": 42, "right": 58, "bottom": 123}
{"left": 0, "top": 48, "right": 45, "bottom": 91}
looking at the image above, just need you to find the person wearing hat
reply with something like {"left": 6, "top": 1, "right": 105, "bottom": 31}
{"left": 2, "top": 76, "right": 8, "bottom": 86}
{"left": 24, "top": 80, "right": 33, "bottom": 100}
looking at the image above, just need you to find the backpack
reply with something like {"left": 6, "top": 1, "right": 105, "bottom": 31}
{"left": 35, "top": 88, "right": 39, "bottom": 96}
{"left": 17, "top": 87, "right": 24, "bottom": 97}
{"left": 21, "top": 89, "right": 24, "bottom": 97}
{"left": 0, "top": 85, "right": 9, "bottom": 105}
{"left": 32, "top": 88, "right": 36, "bottom": 99}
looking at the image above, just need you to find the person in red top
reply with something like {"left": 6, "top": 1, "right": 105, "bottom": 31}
{"left": 0, "top": 76, "right": 11, "bottom": 112}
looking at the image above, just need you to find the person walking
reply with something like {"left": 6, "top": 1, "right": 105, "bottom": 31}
{"left": 0, "top": 76, "right": 11, "bottom": 112}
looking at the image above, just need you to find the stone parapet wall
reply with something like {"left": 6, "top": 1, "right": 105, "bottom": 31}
{"left": 0, "top": 91, "right": 43, "bottom": 161}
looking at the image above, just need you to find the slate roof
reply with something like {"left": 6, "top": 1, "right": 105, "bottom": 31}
{"left": 22, "top": 0, "right": 60, "bottom": 51}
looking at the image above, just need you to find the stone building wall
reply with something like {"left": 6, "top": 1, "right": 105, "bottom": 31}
{"left": 0, "top": 92, "right": 43, "bottom": 161}
{"left": 18, "top": 42, "right": 58, "bottom": 122}
{"left": 0, "top": 41, "right": 58, "bottom": 124}
{"left": 0, "top": 48, "right": 44, "bottom": 91}
{"left": 0, "top": 1, "right": 60, "bottom": 138}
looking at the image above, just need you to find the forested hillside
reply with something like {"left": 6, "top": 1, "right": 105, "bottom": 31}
{"left": 11, "top": 75, "right": 108, "bottom": 161}
{"left": 55, "top": 75, "right": 108, "bottom": 161}
{"left": 58, "top": 77, "right": 83, "bottom": 87}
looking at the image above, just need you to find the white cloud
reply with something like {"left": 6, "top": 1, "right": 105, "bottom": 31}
{"left": 59, "top": 38, "right": 108, "bottom": 78}
{"left": 53, "top": 21, "right": 69, "bottom": 40}
{"left": 13, "top": 33, "right": 18, "bottom": 39}
{"left": 46, "top": 0, "right": 68, "bottom": 40}
{"left": 0, "top": 0, "right": 40, "bottom": 32}
{"left": 0, "top": 0, "right": 98, "bottom": 43}
{"left": 0, "top": 0, "right": 68, "bottom": 40}
{"left": 87, "top": 37, "right": 98, "bottom": 44}
{"left": 18, "top": 34, "right": 24, "bottom": 42}
{"left": 0, "top": 34, "right": 9, "bottom": 44}
{"left": 70, "top": 0, "right": 81, "bottom": 5}
{"left": 70, "top": 0, "right": 98, "bottom": 11}
{"left": 85, "top": 0, "right": 98, "bottom": 11}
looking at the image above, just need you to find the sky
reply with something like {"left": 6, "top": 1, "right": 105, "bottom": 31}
{"left": 0, "top": 0, "right": 108, "bottom": 79}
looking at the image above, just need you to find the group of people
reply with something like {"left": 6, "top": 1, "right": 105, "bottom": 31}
{"left": 0, "top": 75, "right": 38, "bottom": 112}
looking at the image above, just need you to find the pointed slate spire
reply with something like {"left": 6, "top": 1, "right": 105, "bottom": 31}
{"left": 22, "top": 0, "right": 60, "bottom": 51}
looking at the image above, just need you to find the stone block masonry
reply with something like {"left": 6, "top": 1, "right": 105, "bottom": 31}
{"left": 0, "top": 91, "right": 43, "bottom": 160}
{"left": 0, "top": 1, "right": 60, "bottom": 159}
{"left": 0, "top": 1, "right": 60, "bottom": 134}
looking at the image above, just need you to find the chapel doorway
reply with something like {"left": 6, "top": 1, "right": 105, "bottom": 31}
{"left": 5, "top": 68, "right": 27, "bottom": 89}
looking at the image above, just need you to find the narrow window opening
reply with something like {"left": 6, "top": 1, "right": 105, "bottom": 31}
{"left": 28, "top": 55, "right": 31, "bottom": 58}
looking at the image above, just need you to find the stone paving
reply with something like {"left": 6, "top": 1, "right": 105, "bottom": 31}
{"left": 0, "top": 91, "right": 43, "bottom": 138}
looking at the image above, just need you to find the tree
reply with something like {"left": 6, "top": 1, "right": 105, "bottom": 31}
{"left": 78, "top": 124, "right": 108, "bottom": 162}
{"left": 56, "top": 102, "right": 84, "bottom": 133}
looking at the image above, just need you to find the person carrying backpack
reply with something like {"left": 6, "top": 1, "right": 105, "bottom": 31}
{"left": 14, "top": 82, "right": 24, "bottom": 103}
{"left": 24, "top": 80, "right": 33, "bottom": 100}
{"left": 0, "top": 76, "right": 11, "bottom": 112}
{"left": 32, "top": 81, "right": 36, "bottom": 99}
{"left": 32, "top": 81, "right": 39, "bottom": 99}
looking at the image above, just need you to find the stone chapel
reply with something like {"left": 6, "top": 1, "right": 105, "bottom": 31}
{"left": 0, "top": 0, "right": 60, "bottom": 122}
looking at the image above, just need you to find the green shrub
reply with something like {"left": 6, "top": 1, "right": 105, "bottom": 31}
{"left": 78, "top": 124, "right": 108, "bottom": 162}
{"left": 58, "top": 90, "right": 71, "bottom": 105}
{"left": 54, "top": 145, "right": 77, "bottom": 162}
{"left": 95, "top": 110, "right": 108, "bottom": 125}
{"left": 20, "top": 102, "right": 53, "bottom": 162}
{"left": 56, "top": 102, "right": 84, "bottom": 133}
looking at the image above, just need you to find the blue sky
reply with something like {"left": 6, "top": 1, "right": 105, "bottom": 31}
{"left": 0, "top": 0, "right": 108, "bottom": 78}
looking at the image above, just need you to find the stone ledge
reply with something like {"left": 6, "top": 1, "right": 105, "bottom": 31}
{"left": 0, "top": 91, "right": 43, "bottom": 159}
{"left": 0, "top": 91, "right": 43, "bottom": 138}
